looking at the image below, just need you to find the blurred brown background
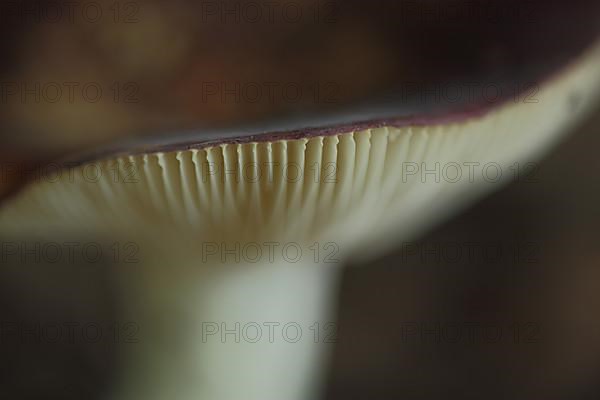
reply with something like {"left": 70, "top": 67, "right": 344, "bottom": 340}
{"left": 2, "top": 0, "right": 598, "bottom": 155}
{"left": 1, "top": 1, "right": 600, "bottom": 399}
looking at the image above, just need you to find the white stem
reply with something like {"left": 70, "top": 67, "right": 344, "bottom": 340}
{"left": 110, "top": 253, "right": 342, "bottom": 400}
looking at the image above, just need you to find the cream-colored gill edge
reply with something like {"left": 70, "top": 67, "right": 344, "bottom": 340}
{"left": 1, "top": 43, "right": 600, "bottom": 261}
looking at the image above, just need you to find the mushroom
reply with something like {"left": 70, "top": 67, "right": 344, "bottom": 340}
{"left": 3, "top": 0, "right": 600, "bottom": 390}
{"left": 1, "top": 40, "right": 599, "bottom": 399}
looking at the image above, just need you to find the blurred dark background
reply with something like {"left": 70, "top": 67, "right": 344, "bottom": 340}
{"left": 1, "top": 0, "right": 599, "bottom": 160}
{"left": 1, "top": 1, "right": 600, "bottom": 399}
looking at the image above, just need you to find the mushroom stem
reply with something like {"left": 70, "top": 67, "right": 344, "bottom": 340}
{"left": 110, "top": 250, "right": 342, "bottom": 400}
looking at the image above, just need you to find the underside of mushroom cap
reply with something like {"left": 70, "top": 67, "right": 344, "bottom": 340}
{"left": 2, "top": 43, "right": 600, "bottom": 261}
